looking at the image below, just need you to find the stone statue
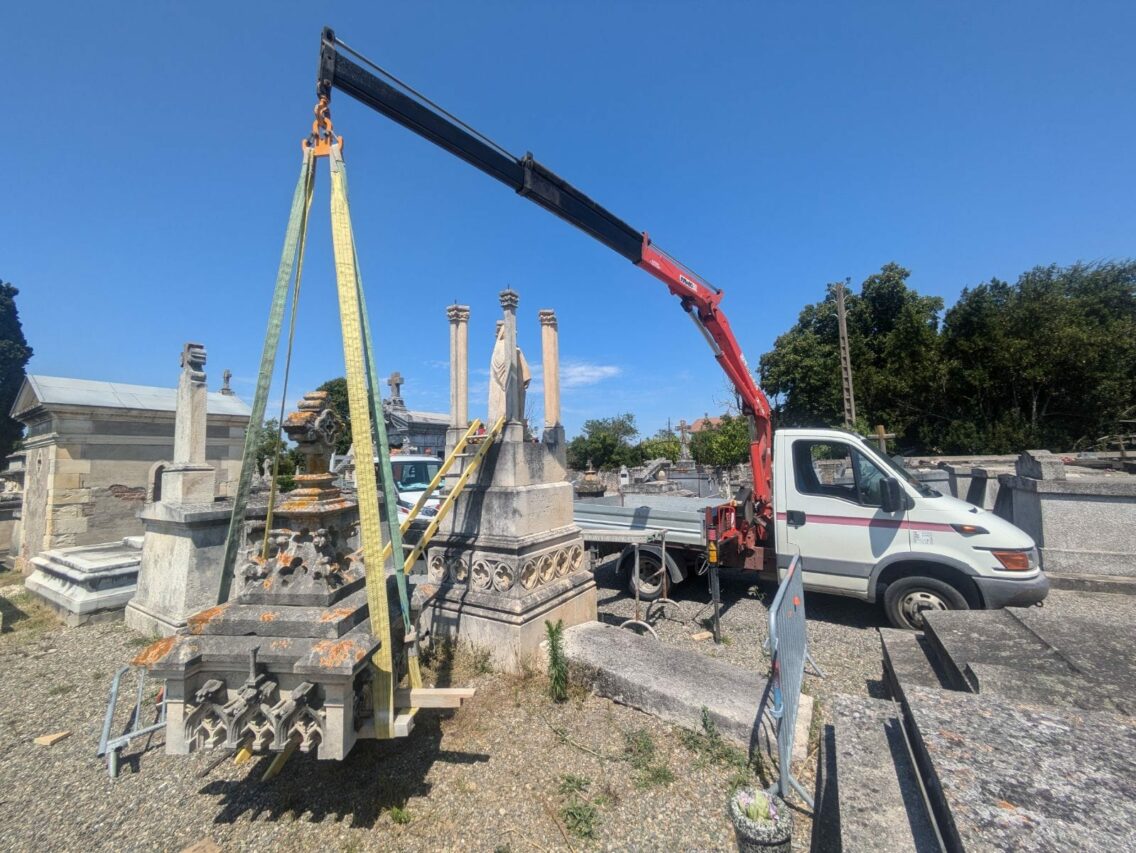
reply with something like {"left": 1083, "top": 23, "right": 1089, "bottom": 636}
{"left": 488, "top": 321, "right": 531, "bottom": 424}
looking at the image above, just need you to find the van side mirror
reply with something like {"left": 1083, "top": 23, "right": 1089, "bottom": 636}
{"left": 881, "top": 477, "right": 903, "bottom": 513}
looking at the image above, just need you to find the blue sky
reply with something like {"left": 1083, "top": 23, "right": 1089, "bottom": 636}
{"left": 4, "top": 2, "right": 1133, "bottom": 439}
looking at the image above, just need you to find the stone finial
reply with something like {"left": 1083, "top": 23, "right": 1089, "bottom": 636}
{"left": 180, "top": 343, "right": 207, "bottom": 384}
{"left": 447, "top": 304, "right": 470, "bottom": 323}
{"left": 539, "top": 309, "right": 557, "bottom": 328}
{"left": 283, "top": 391, "right": 343, "bottom": 477}
{"left": 220, "top": 369, "right": 234, "bottom": 396}
{"left": 499, "top": 289, "right": 519, "bottom": 312}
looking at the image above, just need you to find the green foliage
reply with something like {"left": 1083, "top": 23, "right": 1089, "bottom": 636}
{"left": 638, "top": 428, "right": 681, "bottom": 463}
{"left": 317, "top": 377, "right": 353, "bottom": 454}
{"left": 634, "top": 763, "right": 675, "bottom": 789}
{"left": 557, "top": 774, "right": 590, "bottom": 795}
{"left": 759, "top": 261, "right": 1136, "bottom": 454}
{"left": 0, "top": 283, "right": 33, "bottom": 459}
{"left": 689, "top": 414, "right": 751, "bottom": 467}
{"left": 743, "top": 791, "right": 773, "bottom": 823}
{"left": 387, "top": 805, "right": 412, "bottom": 825}
{"left": 566, "top": 413, "right": 641, "bottom": 470}
{"left": 623, "top": 728, "right": 656, "bottom": 769}
{"left": 545, "top": 619, "right": 568, "bottom": 702}
{"left": 560, "top": 800, "right": 598, "bottom": 839}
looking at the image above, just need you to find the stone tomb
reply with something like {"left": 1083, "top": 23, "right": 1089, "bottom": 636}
{"left": 140, "top": 390, "right": 410, "bottom": 761}
{"left": 419, "top": 291, "right": 596, "bottom": 672}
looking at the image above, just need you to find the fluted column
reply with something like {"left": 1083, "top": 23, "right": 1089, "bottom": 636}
{"left": 500, "top": 289, "right": 521, "bottom": 421}
{"left": 539, "top": 310, "right": 560, "bottom": 428}
{"left": 447, "top": 304, "right": 470, "bottom": 427}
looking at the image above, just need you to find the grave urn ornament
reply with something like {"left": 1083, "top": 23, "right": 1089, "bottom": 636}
{"left": 728, "top": 789, "right": 792, "bottom": 853}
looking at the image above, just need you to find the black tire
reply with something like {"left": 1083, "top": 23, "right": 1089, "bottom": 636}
{"left": 621, "top": 551, "right": 666, "bottom": 601}
{"left": 883, "top": 576, "right": 969, "bottom": 630}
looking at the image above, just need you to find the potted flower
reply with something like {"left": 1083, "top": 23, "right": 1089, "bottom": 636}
{"left": 728, "top": 788, "right": 792, "bottom": 852}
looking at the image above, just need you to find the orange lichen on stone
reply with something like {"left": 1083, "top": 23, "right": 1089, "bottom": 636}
{"left": 270, "top": 639, "right": 291, "bottom": 650}
{"left": 319, "top": 607, "right": 354, "bottom": 623}
{"left": 259, "top": 612, "right": 279, "bottom": 622}
{"left": 131, "top": 634, "right": 178, "bottom": 667}
{"left": 187, "top": 605, "right": 226, "bottom": 635}
{"left": 311, "top": 638, "right": 366, "bottom": 669}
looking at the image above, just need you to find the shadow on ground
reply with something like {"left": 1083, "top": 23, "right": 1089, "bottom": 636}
{"left": 197, "top": 711, "right": 488, "bottom": 829}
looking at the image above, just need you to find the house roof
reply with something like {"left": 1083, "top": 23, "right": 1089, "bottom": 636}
{"left": 12, "top": 375, "right": 251, "bottom": 420}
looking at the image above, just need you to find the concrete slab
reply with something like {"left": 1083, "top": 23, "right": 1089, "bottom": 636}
{"left": 903, "top": 685, "right": 1136, "bottom": 852}
{"left": 823, "top": 696, "right": 939, "bottom": 853}
{"left": 1045, "top": 573, "right": 1136, "bottom": 595}
{"left": 880, "top": 629, "right": 947, "bottom": 704}
{"left": 562, "top": 622, "right": 813, "bottom": 763}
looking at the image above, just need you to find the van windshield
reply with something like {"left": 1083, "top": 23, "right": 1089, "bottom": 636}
{"left": 390, "top": 460, "right": 442, "bottom": 492}
{"left": 866, "top": 444, "right": 941, "bottom": 498}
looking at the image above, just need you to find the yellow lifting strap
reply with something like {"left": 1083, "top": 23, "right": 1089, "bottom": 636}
{"left": 328, "top": 143, "right": 397, "bottom": 738}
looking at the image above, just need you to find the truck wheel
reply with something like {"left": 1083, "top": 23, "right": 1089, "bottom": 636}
{"left": 883, "top": 577, "right": 968, "bottom": 630}
{"left": 622, "top": 551, "right": 666, "bottom": 601}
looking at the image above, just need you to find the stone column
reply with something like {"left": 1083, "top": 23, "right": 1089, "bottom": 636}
{"left": 447, "top": 304, "right": 470, "bottom": 427}
{"left": 163, "top": 343, "right": 215, "bottom": 505}
{"left": 174, "top": 343, "right": 208, "bottom": 464}
{"left": 539, "top": 310, "right": 560, "bottom": 428}
{"left": 500, "top": 289, "right": 521, "bottom": 422}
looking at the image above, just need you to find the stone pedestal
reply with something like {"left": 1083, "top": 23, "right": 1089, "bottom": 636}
{"left": 24, "top": 537, "right": 143, "bottom": 626}
{"left": 421, "top": 424, "right": 596, "bottom": 673}
{"left": 125, "top": 501, "right": 235, "bottom": 636}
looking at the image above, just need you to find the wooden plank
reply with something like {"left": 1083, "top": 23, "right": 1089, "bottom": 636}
{"left": 34, "top": 731, "right": 72, "bottom": 746}
{"left": 260, "top": 737, "right": 299, "bottom": 782}
{"left": 394, "top": 687, "right": 476, "bottom": 709}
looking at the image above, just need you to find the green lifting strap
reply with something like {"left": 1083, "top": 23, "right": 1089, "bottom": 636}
{"left": 216, "top": 149, "right": 316, "bottom": 604}
{"left": 331, "top": 149, "right": 416, "bottom": 638}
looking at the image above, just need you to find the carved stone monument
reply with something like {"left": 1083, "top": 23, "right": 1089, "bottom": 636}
{"left": 138, "top": 390, "right": 408, "bottom": 761}
{"left": 420, "top": 291, "right": 595, "bottom": 672}
{"left": 126, "top": 344, "right": 238, "bottom": 635}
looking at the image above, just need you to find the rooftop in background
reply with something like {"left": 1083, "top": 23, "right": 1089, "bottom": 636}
{"left": 12, "top": 375, "right": 251, "bottom": 419}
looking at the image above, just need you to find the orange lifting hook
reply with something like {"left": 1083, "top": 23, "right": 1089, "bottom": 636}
{"left": 303, "top": 95, "right": 342, "bottom": 157}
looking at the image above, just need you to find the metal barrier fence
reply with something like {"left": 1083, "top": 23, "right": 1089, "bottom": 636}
{"left": 767, "top": 554, "right": 822, "bottom": 806}
{"left": 97, "top": 666, "right": 167, "bottom": 778}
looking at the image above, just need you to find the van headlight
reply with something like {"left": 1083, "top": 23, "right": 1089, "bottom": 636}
{"left": 992, "top": 550, "right": 1032, "bottom": 571}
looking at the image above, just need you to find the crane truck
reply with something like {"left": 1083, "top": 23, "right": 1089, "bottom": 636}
{"left": 313, "top": 28, "right": 1049, "bottom": 629}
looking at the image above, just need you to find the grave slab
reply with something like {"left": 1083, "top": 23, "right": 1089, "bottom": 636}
{"left": 562, "top": 621, "right": 813, "bottom": 762}
{"left": 822, "top": 695, "right": 939, "bottom": 853}
{"left": 903, "top": 685, "right": 1136, "bottom": 852}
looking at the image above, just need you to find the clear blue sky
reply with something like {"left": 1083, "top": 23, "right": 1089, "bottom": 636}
{"left": 4, "top": 2, "right": 1133, "bottom": 438}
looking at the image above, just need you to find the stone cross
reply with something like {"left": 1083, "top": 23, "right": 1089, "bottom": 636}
{"left": 447, "top": 304, "right": 471, "bottom": 427}
{"left": 678, "top": 418, "right": 692, "bottom": 461}
{"left": 220, "top": 369, "right": 234, "bottom": 396}
{"left": 539, "top": 309, "right": 560, "bottom": 428}
{"left": 174, "top": 343, "right": 208, "bottom": 465}
{"left": 874, "top": 424, "right": 896, "bottom": 454}
{"left": 387, "top": 371, "right": 405, "bottom": 408}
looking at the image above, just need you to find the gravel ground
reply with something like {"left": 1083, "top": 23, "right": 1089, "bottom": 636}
{"left": 1, "top": 561, "right": 1118, "bottom": 853}
{"left": 0, "top": 574, "right": 755, "bottom": 852}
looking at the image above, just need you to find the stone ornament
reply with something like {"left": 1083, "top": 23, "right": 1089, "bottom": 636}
{"left": 428, "top": 554, "right": 447, "bottom": 583}
{"left": 520, "top": 559, "right": 539, "bottom": 590}
{"left": 492, "top": 561, "right": 515, "bottom": 591}
{"left": 569, "top": 544, "right": 584, "bottom": 571}
{"left": 555, "top": 548, "right": 570, "bottom": 577}
{"left": 471, "top": 559, "right": 492, "bottom": 590}
{"left": 450, "top": 557, "right": 469, "bottom": 583}
{"left": 538, "top": 553, "right": 556, "bottom": 584}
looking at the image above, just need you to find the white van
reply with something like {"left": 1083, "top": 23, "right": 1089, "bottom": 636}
{"left": 576, "top": 427, "right": 1049, "bottom": 629}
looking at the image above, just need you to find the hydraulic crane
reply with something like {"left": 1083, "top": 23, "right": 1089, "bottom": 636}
{"left": 314, "top": 28, "right": 773, "bottom": 568}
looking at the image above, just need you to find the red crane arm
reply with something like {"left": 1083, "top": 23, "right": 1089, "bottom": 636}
{"left": 639, "top": 238, "right": 773, "bottom": 517}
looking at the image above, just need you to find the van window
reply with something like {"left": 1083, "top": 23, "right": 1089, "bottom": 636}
{"left": 792, "top": 440, "right": 887, "bottom": 507}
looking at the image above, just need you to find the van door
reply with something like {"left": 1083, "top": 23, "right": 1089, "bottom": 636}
{"left": 782, "top": 437, "right": 908, "bottom": 596}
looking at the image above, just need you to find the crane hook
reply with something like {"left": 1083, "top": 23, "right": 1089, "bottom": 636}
{"left": 303, "top": 95, "right": 342, "bottom": 157}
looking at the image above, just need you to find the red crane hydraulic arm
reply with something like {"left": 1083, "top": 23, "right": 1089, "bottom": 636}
{"left": 314, "top": 28, "right": 774, "bottom": 553}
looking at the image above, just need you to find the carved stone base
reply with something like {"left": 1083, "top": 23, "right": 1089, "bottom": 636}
{"left": 416, "top": 569, "right": 597, "bottom": 673}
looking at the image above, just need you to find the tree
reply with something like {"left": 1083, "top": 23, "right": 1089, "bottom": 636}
{"left": 934, "top": 262, "right": 1136, "bottom": 452}
{"left": 689, "top": 414, "right": 750, "bottom": 467}
{"left": 566, "top": 413, "right": 641, "bottom": 470}
{"left": 759, "top": 263, "right": 944, "bottom": 448}
{"left": 637, "top": 428, "right": 680, "bottom": 463}
{"left": 317, "top": 377, "right": 353, "bottom": 454}
{"left": 251, "top": 419, "right": 301, "bottom": 490}
{"left": 0, "top": 282, "right": 33, "bottom": 459}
